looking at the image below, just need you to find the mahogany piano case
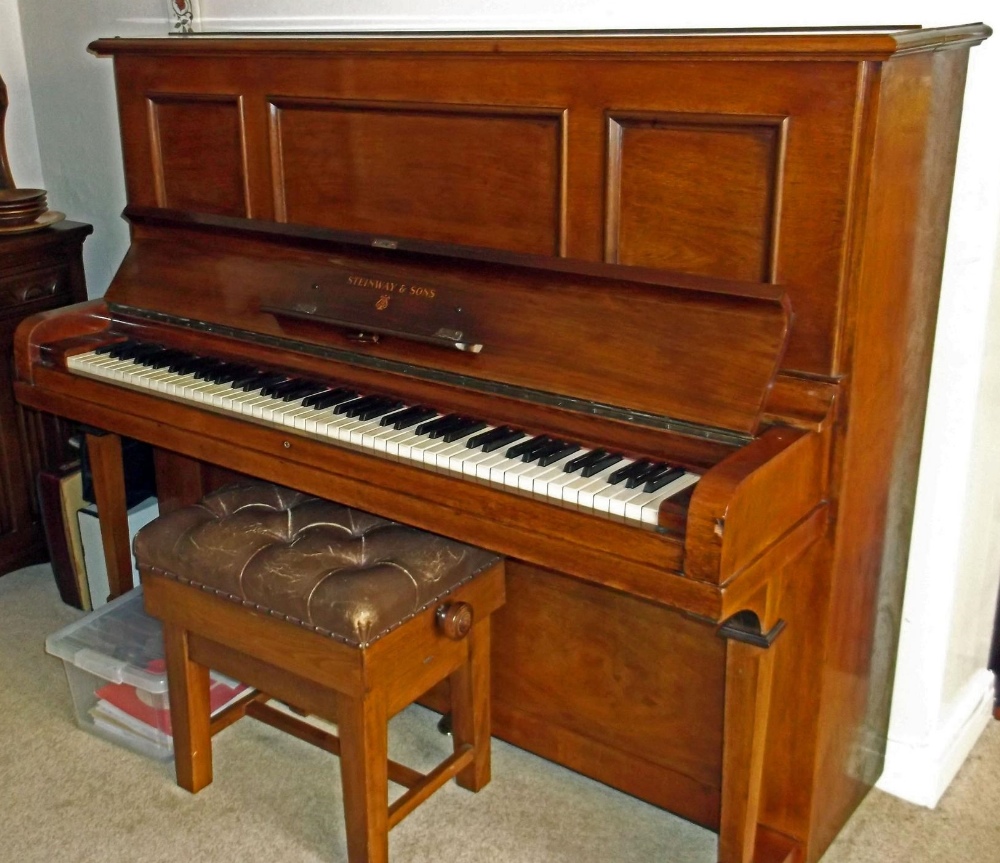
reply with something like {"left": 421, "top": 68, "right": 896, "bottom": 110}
{"left": 14, "top": 24, "right": 990, "bottom": 863}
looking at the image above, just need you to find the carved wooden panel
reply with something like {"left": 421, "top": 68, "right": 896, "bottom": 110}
{"left": 149, "top": 94, "right": 248, "bottom": 217}
{"left": 606, "top": 113, "right": 786, "bottom": 282}
{"left": 269, "top": 99, "right": 566, "bottom": 255}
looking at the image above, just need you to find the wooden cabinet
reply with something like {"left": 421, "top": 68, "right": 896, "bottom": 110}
{"left": 0, "top": 221, "right": 91, "bottom": 575}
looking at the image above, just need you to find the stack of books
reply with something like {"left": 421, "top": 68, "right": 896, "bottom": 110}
{"left": 90, "top": 659, "right": 250, "bottom": 751}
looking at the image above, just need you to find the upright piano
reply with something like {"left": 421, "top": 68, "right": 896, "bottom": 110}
{"left": 13, "top": 24, "right": 991, "bottom": 863}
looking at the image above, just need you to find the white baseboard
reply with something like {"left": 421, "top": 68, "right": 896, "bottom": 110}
{"left": 877, "top": 668, "right": 995, "bottom": 808}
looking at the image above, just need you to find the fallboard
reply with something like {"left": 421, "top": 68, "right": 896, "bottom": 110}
{"left": 111, "top": 210, "right": 790, "bottom": 436}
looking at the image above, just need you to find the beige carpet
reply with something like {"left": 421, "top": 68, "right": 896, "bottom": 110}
{"left": 1, "top": 563, "right": 997, "bottom": 862}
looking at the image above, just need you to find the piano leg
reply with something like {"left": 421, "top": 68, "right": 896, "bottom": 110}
{"left": 85, "top": 431, "right": 134, "bottom": 600}
{"left": 718, "top": 612, "right": 785, "bottom": 863}
{"left": 152, "top": 448, "right": 211, "bottom": 513}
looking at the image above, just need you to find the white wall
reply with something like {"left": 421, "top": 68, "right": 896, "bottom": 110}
{"left": 7, "top": 0, "right": 1000, "bottom": 809}
{"left": 14, "top": 0, "right": 164, "bottom": 291}
{"left": 0, "top": 0, "right": 42, "bottom": 187}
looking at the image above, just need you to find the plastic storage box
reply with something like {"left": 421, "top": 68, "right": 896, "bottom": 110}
{"left": 45, "top": 587, "right": 248, "bottom": 760}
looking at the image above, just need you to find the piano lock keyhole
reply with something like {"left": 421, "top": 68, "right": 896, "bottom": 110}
{"left": 283, "top": 440, "right": 291, "bottom": 449}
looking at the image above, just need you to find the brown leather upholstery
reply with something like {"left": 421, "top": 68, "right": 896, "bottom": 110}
{"left": 133, "top": 481, "right": 500, "bottom": 647}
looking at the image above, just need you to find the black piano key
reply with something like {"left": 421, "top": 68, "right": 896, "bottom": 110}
{"left": 305, "top": 388, "right": 358, "bottom": 409}
{"left": 264, "top": 378, "right": 325, "bottom": 400}
{"left": 537, "top": 442, "right": 581, "bottom": 467}
{"left": 144, "top": 349, "right": 188, "bottom": 369}
{"left": 205, "top": 362, "right": 256, "bottom": 384}
{"left": 480, "top": 429, "right": 525, "bottom": 453}
{"left": 643, "top": 466, "right": 685, "bottom": 493}
{"left": 266, "top": 380, "right": 323, "bottom": 401}
{"left": 564, "top": 449, "right": 606, "bottom": 473}
{"left": 506, "top": 434, "right": 551, "bottom": 459}
{"left": 415, "top": 414, "right": 463, "bottom": 438}
{"left": 424, "top": 415, "right": 473, "bottom": 440}
{"left": 168, "top": 355, "right": 208, "bottom": 374}
{"left": 379, "top": 405, "right": 435, "bottom": 429}
{"left": 467, "top": 426, "right": 516, "bottom": 450}
{"left": 106, "top": 339, "right": 146, "bottom": 359}
{"left": 191, "top": 359, "right": 231, "bottom": 379}
{"left": 581, "top": 453, "right": 624, "bottom": 477}
{"left": 183, "top": 357, "right": 227, "bottom": 377}
{"left": 442, "top": 420, "right": 488, "bottom": 443}
{"left": 221, "top": 364, "right": 261, "bottom": 383}
{"left": 522, "top": 437, "right": 571, "bottom": 464}
{"left": 507, "top": 435, "right": 553, "bottom": 460}
{"left": 129, "top": 344, "right": 169, "bottom": 364}
{"left": 132, "top": 349, "right": 172, "bottom": 367}
{"left": 238, "top": 371, "right": 287, "bottom": 392}
{"left": 608, "top": 459, "right": 653, "bottom": 486}
{"left": 280, "top": 382, "right": 330, "bottom": 402}
{"left": 625, "top": 461, "right": 667, "bottom": 489}
{"left": 130, "top": 345, "right": 173, "bottom": 366}
{"left": 226, "top": 369, "right": 267, "bottom": 388}
{"left": 336, "top": 394, "right": 384, "bottom": 417}
{"left": 259, "top": 378, "right": 297, "bottom": 397}
{"left": 357, "top": 399, "right": 404, "bottom": 421}
{"left": 523, "top": 438, "right": 568, "bottom": 465}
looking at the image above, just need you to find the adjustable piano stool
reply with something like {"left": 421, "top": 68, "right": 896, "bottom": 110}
{"left": 133, "top": 480, "right": 504, "bottom": 863}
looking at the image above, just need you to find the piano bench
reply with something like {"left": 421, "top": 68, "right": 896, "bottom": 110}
{"left": 133, "top": 480, "right": 504, "bottom": 863}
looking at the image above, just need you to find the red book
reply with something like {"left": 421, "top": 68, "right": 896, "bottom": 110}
{"left": 94, "top": 659, "right": 249, "bottom": 736}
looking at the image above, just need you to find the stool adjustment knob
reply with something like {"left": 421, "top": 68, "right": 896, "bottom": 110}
{"left": 436, "top": 602, "right": 473, "bottom": 640}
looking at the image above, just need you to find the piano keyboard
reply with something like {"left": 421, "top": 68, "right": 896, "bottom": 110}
{"left": 67, "top": 340, "right": 700, "bottom": 527}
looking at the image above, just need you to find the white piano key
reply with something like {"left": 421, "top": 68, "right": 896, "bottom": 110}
{"left": 530, "top": 454, "right": 593, "bottom": 497}
{"left": 407, "top": 432, "right": 463, "bottom": 466}
{"left": 516, "top": 452, "right": 578, "bottom": 492}
{"left": 608, "top": 484, "right": 652, "bottom": 519}
{"left": 493, "top": 456, "right": 542, "bottom": 489}
{"left": 455, "top": 445, "right": 503, "bottom": 476}
{"left": 572, "top": 460, "right": 636, "bottom": 508}
{"left": 382, "top": 426, "right": 428, "bottom": 458}
{"left": 432, "top": 430, "right": 497, "bottom": 470}
{"left": 67, "top": 346, "right": 701, "bottom": 528}
{"left": 633, "top": 473, "right": 701, "bottom": 524}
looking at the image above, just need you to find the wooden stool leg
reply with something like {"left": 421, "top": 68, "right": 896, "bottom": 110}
{"left": 339, "top": 692, "right": 389, "bottom": 863}
{"left": 449, "top": 616, "right": 492, "bottom": 791}
{"left": 163, "top": 624, "right": 213, "bottom": 793}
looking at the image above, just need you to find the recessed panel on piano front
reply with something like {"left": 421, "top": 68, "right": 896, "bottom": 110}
{"left": 147, "top": 94, "right": 247, "bottom": 217}
{"left": 271, "top": 99, "right": 566, "bottom": 256}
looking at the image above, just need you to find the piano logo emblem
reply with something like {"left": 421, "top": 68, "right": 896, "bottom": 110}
{"left": 375, "top": 294, "right": 390, "bottom": 311}
{"left": 347, "top": 273, "right": 437, "bottom": 300}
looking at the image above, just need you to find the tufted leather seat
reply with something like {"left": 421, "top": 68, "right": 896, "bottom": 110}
{"left": 133, "top": 481, "right": 499, "bottom": 647}
{"left": 134, "top": 480, "right": 505, "bottom": 863}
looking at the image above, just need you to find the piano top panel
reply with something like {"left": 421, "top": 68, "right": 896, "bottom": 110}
{"left": 89, "top": 25, "right": 991, "bottom": 59}
{"left": 108, "top": 211, "right": 790, "bottom": 437}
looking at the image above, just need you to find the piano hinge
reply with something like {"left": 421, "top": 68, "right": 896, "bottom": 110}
{"left": 717, "top": 610, "right": 786, "bottom": 648}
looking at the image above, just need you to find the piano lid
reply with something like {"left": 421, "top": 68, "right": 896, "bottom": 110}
{"left": 109, "top": 208, "right": 791, "bottom": 438}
